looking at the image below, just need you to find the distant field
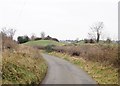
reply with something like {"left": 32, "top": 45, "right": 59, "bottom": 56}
{"left": 25, "top": 40, "right": 65, "bottom": 46}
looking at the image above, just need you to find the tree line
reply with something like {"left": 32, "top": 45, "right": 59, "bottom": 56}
{"left": 1, "top": 21, "right": 113, "bottom": 44}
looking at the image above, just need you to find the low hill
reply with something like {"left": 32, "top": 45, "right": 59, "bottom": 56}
{"left": 24, "top": 40, "right": 65, "bottom": 46}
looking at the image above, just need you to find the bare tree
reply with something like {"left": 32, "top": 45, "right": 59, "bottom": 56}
{"left": 1, "top": 27, "right": 17, "bottom": 50}
{"left": 88, "top": 32, "right": 96, "bottom": 40}
{"left": 30, "top": 33, "right": 36, "bottom": 40}
{"left": 8, "top": 28, "right": 16, "bottom": 39}
{"left": 2, "top": 27, "right": 16, "bottom": 39}
{"left": 89, "top": 22, "right": 104, "bottom": 43}
{"left": 40, "top": 32, "right": 45, "bottom": 39}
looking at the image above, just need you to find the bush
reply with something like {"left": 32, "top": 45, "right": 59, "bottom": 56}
{"left": 43, "top": 36, "right": 59, "bottom": 42}
{"left": 45, "top": 45, "right": 55, "bottom": 52}
{"left": 84, "top": 39, "right": 95, "bottom": 43}
{"left": 51, "top": 38, "right": 59, "bottom": 42}
{"left": 34, "top": 37, "right": 42, "bottom": 41}
{"left": 84, "top": 39, "right": 88, "bottom": 43}
{"left": 89, "top": 39, "right": 95, "bottom": 43}
{"left": 17, "top": 36, "right": 29, "bottom": 44}
{"left": 106, "top": 38, "right": 111, "bottom": 44}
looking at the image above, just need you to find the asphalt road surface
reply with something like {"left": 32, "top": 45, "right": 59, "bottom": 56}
{"left": 41, "top": 54, "right": 97, "bottom": 84}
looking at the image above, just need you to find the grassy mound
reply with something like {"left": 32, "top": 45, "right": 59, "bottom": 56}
{"left": 2, "top": 45, "right": 47, "bottom": 85}
{"left": 24, "top": 40, "right": 64, "bottom": 47}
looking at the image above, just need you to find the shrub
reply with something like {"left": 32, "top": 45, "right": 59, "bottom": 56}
{"left": 106, "top": 38, "right": 111, "bottom": 44}
{"left": 84, "top": 39, "right": 88, "bottom": 43}
{"left": 44, "top": 35, "right": 59, "bottom": 42}
{"left": 51, "top": 38, "right": 59, "bottom": 42}
{"left": 89, "top": 39, "right": 95, "bottom": 43}
{"left": 34, "top": 37, "right": 42, "bottom": 41}
{"left": 45, "top": 45, "right": 55, "bottom": 52}
{"left": 44, "top": 35, "right": 52, "bottom": 40}
{"left": 17, "top": 36, "right": 29, "bottom": 44}
{"left": 84, "top": 39, "right": 95, "bottom": 43}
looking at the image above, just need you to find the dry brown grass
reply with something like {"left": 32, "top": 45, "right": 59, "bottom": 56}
{"left": 53, "top": 44, "right": 118, "bottom": 67}
{"left": 2, "top": 45, "right": 47, "bottom": 84}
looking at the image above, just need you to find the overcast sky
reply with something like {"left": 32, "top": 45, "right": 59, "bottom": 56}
{"left": 0, "top": 0, "right": 119, "bottom": 40}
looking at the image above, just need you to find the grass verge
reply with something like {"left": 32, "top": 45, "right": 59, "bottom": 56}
{"left": 2, "top": 45, "right": 47, "bottom": 85}
{"left": 48, "top": 51, "right": 118, "bottom": 84}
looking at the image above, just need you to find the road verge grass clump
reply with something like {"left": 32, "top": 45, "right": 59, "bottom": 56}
{"left": 2, "top": 45, "right": 47, "bottom": 85}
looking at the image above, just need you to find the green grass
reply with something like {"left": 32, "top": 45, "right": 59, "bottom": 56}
{"left": 24, "top": 40, "right": 65, "bottom": 46}
{"left": 48, "top": 52, "right": 118, "bottom": 84}
{"left": 2, "top": 46, "right": 48, "bottom": 85}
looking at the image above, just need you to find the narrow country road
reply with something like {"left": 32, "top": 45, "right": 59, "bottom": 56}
{"left": 41, "top": 54, "right": 97, "bottom": 84}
